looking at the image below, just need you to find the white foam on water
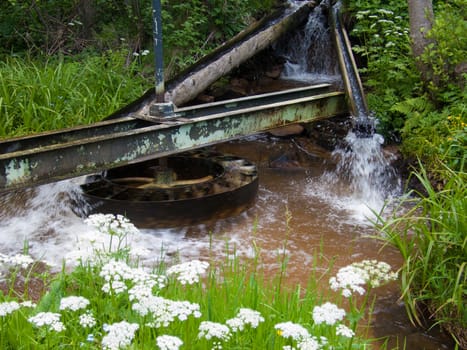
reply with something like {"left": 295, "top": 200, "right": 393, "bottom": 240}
{"left": 305, "top": 132, "right": 401, "bottom": 225}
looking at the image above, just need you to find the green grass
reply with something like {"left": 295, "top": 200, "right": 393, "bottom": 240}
{"left": 0, "top": 53, "right": 151, "bottom": 138}
{"left": 0, "top": 213, "right": 398, "bottom": 349}
{"left": 376, "top": 162, "right": 466, "bottom": 347}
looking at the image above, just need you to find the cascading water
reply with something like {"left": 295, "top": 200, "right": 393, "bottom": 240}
{"left": 284, "top": 0, "right": 401, "bottom": 221}
{"left": 277, "top": 1, "right": 339, "bottom": 82}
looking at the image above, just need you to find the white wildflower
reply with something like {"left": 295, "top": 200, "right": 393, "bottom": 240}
{"left": 156, "top": 335, "right": 183, "bottom": 350}
{"left": 297, "top": 336, "right": 321, "bottom": 350}
{"left": 167, "top": 260, "right": 209, "bottom": 285}
{"left": 28, "top": 312, "right": 65, "bottom": 332}
{"left": 100, "top": 259, "right": 166, "bottom": 296}
{"left": 79, "top": 311, "right": 97, "bottom": 328}
{"left": 85, "top": 213, "right": 139, "bottom": 237}
{"left": 329, "top": 265, "right": 368, "bottom": 297}
{"left": 198, "top": 321, "right": 231, "bottom": 341}
{"left": 132, "top": 295, "right": 201, "bottom": 327}
{"left": 312, "top": 302, "right": 346, "bottom": 325}
{"left": 141, "top": 49, "right": 150, "bottom": 56}
{"left": 275, "top": 321, "right": 310, "bottom": 341}
{"left": 336, "top": 324, "right": 355, "bottom": 338}
{"left": 101, "top": 321, "right": 139, "bottom": 350}
{"left": 59, "top": 296, "right": 90, "bottom": 311}
{"left": 226, "top": 308, "right": 264, "bottom": 331}
{"left": 0, "top": 301, "right": 21, "bottom": 317}
{"left": 20, "top": 300, "right": 36, "bottom": 308}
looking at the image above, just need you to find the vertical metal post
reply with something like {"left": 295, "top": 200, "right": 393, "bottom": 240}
{"left": 152, "top": 0, "right": 165, "bottom": 103}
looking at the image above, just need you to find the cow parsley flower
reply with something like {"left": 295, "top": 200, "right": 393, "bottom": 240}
{"left": 132, "top": 295, "right": 201, "bottom": 327}
{"left": 59, "top": 296, "right": 90, "bottom": 311}
{"left": 28, "top": 312, "right": 65, "bottom": 332}
{"left": 101, "top": 321, "right": 139, "bottom": 350}
{"left": 351, "top": 260, "right": 398, "bottom": 287}
{"left": 329, "top": 265, "right": 368, "bottom": 297}
{"left": 336, "top": 324, "right": 355, "bottom": 338}
{"left": 275, "top": 321, "right": 310, "bottom": 341}
{"left": 226, "top": 308, "right": 264, "bottom": 331}
{"left": 156, "top": 335, "right": 183, "bottom": 350}
{"left": 85, "top": 213, "right": 139, "bottom": 237}
{"left": 100, "top": 259, "right": 166, "bottom": 296}
{"left": 198, "top": 321, "right": 231, "bottom": 341}
{"left": 166, "top": 260, "right": 209, "bottom": 285}
{"left": 297, "top": 336, "right": 322, "bottom": 350}
{"left": 312, "top": 302, "right": 346, "bottom": 325}
{"left": 79, "top": 311, "right": 97, "bottom": 328}
{"left": 0, "top": 301, "right": 21, "bottom": 317}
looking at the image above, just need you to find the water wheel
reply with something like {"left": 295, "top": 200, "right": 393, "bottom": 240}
{"left": 81, "top": 150, "right": 258, "bottom": 227}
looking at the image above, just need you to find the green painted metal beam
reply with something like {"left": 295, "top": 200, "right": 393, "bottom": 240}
{"left": 0, "top": 91, "right": 347, "bottom": 192}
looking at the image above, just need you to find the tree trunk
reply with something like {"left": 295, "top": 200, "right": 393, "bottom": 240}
{"left": 407, "top": 0, "right": 434, "bottom": 85}
{"left": 162, "top": 2, "right": 315, "bottom": 107}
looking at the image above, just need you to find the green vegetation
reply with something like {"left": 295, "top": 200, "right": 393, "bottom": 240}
{"left": 376, "top": 163, "right": 466, "bottom": 347}
{"left": 348, "top": 1, "right": 465, "bottom": 346}
{"left": 1, "top": 214, "right": 397, "bottom": 349}
{"left": 0, "top": 54, "right": 150, "bottom": 137}
{"left": 349, "top": 0, "right": 466, "bottom": 174}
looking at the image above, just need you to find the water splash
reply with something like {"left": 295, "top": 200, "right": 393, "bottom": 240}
{"left": 311, "top": 131, "right": 401, "bottom": 223}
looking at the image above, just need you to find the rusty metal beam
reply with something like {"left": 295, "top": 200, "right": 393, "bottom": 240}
{"left": 0, "top": 90, "right": 347, "bottom": 192}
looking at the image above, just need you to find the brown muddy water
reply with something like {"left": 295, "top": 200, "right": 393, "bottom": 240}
{"left": 0, "top": 134, "right": 455, "bottom": 349}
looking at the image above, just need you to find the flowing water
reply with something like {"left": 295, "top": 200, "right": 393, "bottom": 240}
{"left": 0, "top": 2, "right": 455, "bottom": 348}
{"left": 0, "top": 135, "right": 454, "bottom": 349}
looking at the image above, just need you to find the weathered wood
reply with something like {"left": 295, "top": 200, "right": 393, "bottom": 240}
{"left": 158, "top": 2, "right": 316, "bottom": 109}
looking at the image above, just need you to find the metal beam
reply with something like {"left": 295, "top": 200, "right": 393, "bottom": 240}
{"left": 0, "top": 90, "right": 347, "bottom": 192}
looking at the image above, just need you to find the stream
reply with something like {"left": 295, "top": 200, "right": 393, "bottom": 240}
{"left": 0, "top": 134, "right": 454, "bottom": 349}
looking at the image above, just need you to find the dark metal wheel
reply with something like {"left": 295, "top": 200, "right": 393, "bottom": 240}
{"left": 81, "top": 150, "right": 258, "bottom": 227}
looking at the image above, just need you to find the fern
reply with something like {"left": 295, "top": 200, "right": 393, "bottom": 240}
{"left": 391, "top": 96, "right": 435, "bottom": 117}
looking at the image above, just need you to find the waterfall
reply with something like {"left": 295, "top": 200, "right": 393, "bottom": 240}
{"left": 277, "top": 2, "right": 339, "bottom": 82}
{"left": 282, "top": 0, "right": 401, "bottom": 221}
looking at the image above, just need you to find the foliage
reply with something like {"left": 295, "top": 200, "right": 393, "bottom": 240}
{"left": 0, "top": 0, "right": 277, "bottom": 77}
{"left": 348, "top": 0, "right": 466, "bottom": 177}
{"left": 348, "top": 0, "right": 420, "bottom": 141}
{"left": 0, "top": 53, "right": 151, "bottom": 138}
{"left": 0, "top": 214, "right": 398, "bottom": 349}
{"left": 420, "top": 0, "right": 467, "bottom": 103}
{"left": 376, "top": 163, "right": 466, "bottom": 347}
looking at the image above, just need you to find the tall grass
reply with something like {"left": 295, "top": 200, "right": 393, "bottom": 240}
{"left": 0, "top": 213, "right": 398, "bottom": 349}
{"left": 0, "top": 53, "right": 151, "bottom": 138}
{"left": 376, "top": 162, "right": 466, "bottom": 347}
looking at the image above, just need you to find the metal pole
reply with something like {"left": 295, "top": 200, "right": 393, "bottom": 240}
{"left": 152, "top": 0, "right": 164, "bottom": 103}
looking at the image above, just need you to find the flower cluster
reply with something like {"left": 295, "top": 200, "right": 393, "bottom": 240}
{"left": 102, "top": 321, "right": 139, "bottom": 350}
{"left": 351, "top": 260, "right": 398, "bottom": 288}
{"left": 28, "top": 312, "right": 65, "bottom": 332}
{"left": 329, "top": 260, "right": 397, "bottom": 297}
{"left": 312, "top": 302, "right": 346, "bottom": 325}
{"left": 100, "top": 259, "right": 166, "bottom": 295}
{"left": 226, "top": 308, "right": 265, "bottom": 331}
{"left": 156, "top": 335, "right": 183, "bottom": 350}
{"left": 59, "top": 296, "right": 90, "bottom": 312}
{"left": 275, "top": 321, "right": 325, "bottom": 350}
{"left": 0, "top": 301, "right": 21, "bottom": 317}
{"left": 85, "top": 213, "right": 139, "bottom": 237}
{"left": 198, "top": 321, "right": 231, "bottom": 341}
{"left": 336, "top": 324, "right": 355, "bottom": 338}
{"left": 132, "top": 295, "right": 201, "bottom": 327}
{"left": 166, "top": 260, "right": 209, "bottom": 285}
{"left": 79, "top": 311, "right": 97, "bottom": 328}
